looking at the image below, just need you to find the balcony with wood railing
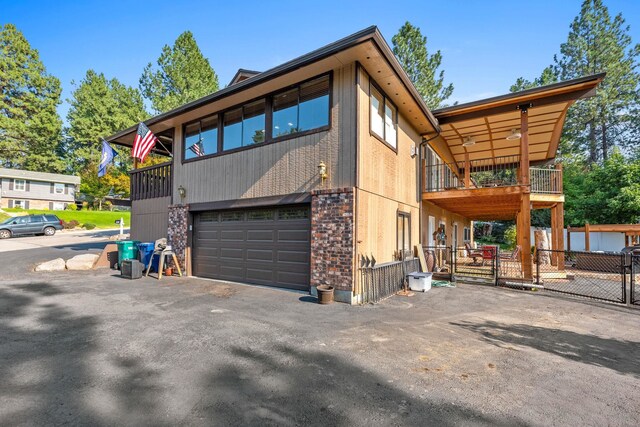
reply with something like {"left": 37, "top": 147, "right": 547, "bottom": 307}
{"left": 130, "top": 161, "right": 172, "bottom": 201}
{"left": 422, "top": 155, "right": 563, "bottom": 195}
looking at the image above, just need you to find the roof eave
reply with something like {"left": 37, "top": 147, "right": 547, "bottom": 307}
{"left": 106, "top": 25, "right": 441, "bottom": 144}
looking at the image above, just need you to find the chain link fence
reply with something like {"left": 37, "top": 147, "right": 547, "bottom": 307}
{"left": 536, "top": 249, "right": 626, "bottom": 304}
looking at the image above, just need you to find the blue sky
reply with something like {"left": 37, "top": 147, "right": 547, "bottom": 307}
{"left": 3, "top": 0, "right": 639, "bottom": 120}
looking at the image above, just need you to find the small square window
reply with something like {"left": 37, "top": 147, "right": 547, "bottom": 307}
{"left": 54, "top": 183, "right": 65, "bottom": 194}
{"left": 14, "top": 179, "right": 25, "bottom": 191}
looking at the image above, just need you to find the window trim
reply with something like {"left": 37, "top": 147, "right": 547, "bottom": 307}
{"left": 14, "top": 179, "right": 26, "bottom": 191}
{"left": 181, "top": 72, "right": 332, "bottom": 164}
{"left": 396, "top": 210, "right": 411, "bottom": 253}
{"left": 369, "top": 79, "right": 398, "bottom": 153}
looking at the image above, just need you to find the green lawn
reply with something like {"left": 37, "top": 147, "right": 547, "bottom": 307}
{"left": 4, "top": 209, "right": 130, "bottom": 229}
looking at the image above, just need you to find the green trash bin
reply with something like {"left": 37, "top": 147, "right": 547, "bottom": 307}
{"left": 116, "top": 240, "right": 140, "bottom": 269}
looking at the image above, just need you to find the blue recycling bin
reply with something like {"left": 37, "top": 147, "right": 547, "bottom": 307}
{"left": 137, "top": 242, "right": 156, "bottom": 272}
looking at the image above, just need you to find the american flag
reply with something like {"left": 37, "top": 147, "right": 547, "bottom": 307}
{"left": 132, "top": 122, "right": 158, "bottom": 161}
{"left": 188, "top": 139, "right": 204, "bottom": 157}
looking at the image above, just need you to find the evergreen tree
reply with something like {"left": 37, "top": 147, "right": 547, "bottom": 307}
{"left": 67, "top": 69, "right": 148, "bottom": 172}
{"left": 510, "top": 66, "right": 558, "bottom": 92}
{"left": 0, "top": 24, "right": 65, "bottom": 172}
{"left": 555, "top": 0, "right": 640, "bottom": 162}
{"left": 67, "top": 70, "right": 148, "bottom": 200}
{"left": 392, "top": 22, "right": 454, "bottom": 109}
{"left": 139, "top": 31, "right": 219, "bottom": 114}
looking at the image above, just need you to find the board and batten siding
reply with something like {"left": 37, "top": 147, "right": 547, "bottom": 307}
{"left": 0, "top": 178, "right": 76, "bottom": 202}
{"left": 130, "top": 196, "right": 170, "bottom": 242}
{"left": 171, "top": 63, "right": 357, "bottom": 205}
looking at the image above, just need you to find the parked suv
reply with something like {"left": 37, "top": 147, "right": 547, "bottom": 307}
{"left": 0, "top": 214, "right": 63, "bottom": 238}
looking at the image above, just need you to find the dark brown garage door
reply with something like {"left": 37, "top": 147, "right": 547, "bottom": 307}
{"left": 193, "top": 205, "right": 310, "bottom": 290}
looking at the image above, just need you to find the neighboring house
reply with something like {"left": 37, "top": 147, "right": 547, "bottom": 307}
{"left": 106, "top": 26, "right": 603, "bottom": 303}
{"left": 0, "top": 168, "right": 80, "bottom": 210}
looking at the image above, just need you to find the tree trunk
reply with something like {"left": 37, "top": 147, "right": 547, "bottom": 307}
{"left": 588, "top": 119, "right": 597, "bottom": 164}
{"left": 601, "top": 120, "right": 608, "bottom": 161}
{"left": 535, "top": 229, "right": 551, "bottom": 265}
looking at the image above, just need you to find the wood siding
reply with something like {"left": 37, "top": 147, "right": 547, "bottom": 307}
{"left": 0, "top": 178, "right": 76, "bottom": 202}
{"left": 355, "top": 66, "right": 423, "bottom": 264}
{"left": 171, "top": 63, "right": 357, "bottom": 205}
{"left": 421, "top": 200, "right": 472, "bottom": 249}
{"left": 131, "top": 196, "right": 170, "bottom": 242}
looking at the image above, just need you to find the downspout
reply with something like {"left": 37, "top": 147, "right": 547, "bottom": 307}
{"left": 418, "top": 129, "right": 441, "bottom": 249}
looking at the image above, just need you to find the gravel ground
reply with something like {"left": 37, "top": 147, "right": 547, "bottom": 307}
{"left": 0, "top": 264, "right": 639, "bottom": 426}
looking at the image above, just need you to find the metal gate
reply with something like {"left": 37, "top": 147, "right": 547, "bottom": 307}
{"left": 536, "top": 249, "right": 626, "bottom": 304}
{"left": 632, "top": 254, "right": 640, "bottom": 306}
{"left": 450, "top": 245, "right": 497, "bottom": 282}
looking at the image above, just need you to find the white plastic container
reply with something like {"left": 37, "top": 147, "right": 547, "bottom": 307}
{"left": 407, "top": 272, "right": 432, "bottom": 292}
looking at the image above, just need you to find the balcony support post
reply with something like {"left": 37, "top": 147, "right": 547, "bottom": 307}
{"left": 464, "top": 151, "right": 471, "bottom": 188}
{"left": 517, "top": 192, "right": 533, "bottom": 280}
{"left": 550, "top": 202, "right": 565, "bottom": 270}
{"left": 519, "top": 105, "right": 530, "bottom": 186}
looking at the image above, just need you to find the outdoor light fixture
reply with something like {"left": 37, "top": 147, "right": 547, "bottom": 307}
{"left": 506, "top": 128, "right": 522, "bottom": 140}
{"left": 462, "top": 136, "right": 476, "bottom": 147}
{"left": 178, "top": 185, "right": 186, "bottom": 200}
{"left": 318, "top": 161, "right": 328, "bottom": 185}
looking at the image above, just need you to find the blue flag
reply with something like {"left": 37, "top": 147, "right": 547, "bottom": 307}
{"left": 98, "top": 140, "right": 118, "bottom": 177}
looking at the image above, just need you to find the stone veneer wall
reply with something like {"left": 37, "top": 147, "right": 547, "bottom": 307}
{"left": 310, "top": 187, "right": 354, "bottom": 300}
{"left": 167, "top": 204, "right": 188, "bottom": 271}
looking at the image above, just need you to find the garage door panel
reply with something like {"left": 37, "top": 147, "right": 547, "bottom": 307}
{"left": 247, "top": 230, "right": 275, "bottom": 241}
{"left": 277, "top": 250, "right": 309, "bottom": 264}
{"left": 247, "top": 249, "right": 274, "bottom": 262}
{"left": 220, "top": 229, "right": 245, "bottom": 241}
{"left": 220, "top": 247, "right": 244, "bottom": 260}
{"left": 193, "top": 205, "right": 310, "bottom": 290}
{"left": 278, "top": 229, "right": 310, "bottom": 242}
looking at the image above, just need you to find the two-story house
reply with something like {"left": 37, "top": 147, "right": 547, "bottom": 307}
{"left": 0, "top": 168, "right": 80, "bottom": 210}
{"left": 105, "top": 26, "right": 603, "bottom": 303}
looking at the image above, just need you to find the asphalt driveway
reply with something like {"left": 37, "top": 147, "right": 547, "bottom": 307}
{"left": 0, "top": 264, "right": 639, "bottom": 425}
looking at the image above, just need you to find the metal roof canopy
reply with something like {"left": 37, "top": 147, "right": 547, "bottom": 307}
{"left": 431, "top": 73, "right": 605, "bottom": 165}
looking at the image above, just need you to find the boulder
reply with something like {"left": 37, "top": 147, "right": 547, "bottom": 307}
{"left": 66, "top": 254, "right": 99, "bottom": 270}
{"left": 35, "top": 258, "right": 66, "bottom": 272}
{"left": 109, "top": 233, "right": 130, "bottom": 241}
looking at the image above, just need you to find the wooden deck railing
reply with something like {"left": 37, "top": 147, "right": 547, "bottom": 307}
{"left": 130, "top": 161, "right": 172, "bottom": 201}
{"left": 422, "top": 156, "right": 563, "bottom": 194}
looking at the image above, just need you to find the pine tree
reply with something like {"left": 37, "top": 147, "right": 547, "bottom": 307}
{"left": 555, "top": 0, "right": 640, "bottom": 162}
{"left": 139, "top": 31, "right": 219, "bottom": 114}
{"left": 0, "top": 24, "right": 65, "bottom": 172}
{"left": 66, "top": 70, "right": 148, "bottom": 199}
{"left": 67, "top": 70, "right": 148, "bottom": 171}
{"left": 510, "top": 66, "right": 558, "bottom": 92}
{"left": 392, "top": 22, "right": 454, "bottom": 109}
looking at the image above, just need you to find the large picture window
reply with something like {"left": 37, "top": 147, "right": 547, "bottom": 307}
{"left": 185, "top": 116, "right": 219, "bottom": 159}
{"left": 184, "top": 73, "right": 331, "bottom": 162}
{"left": 370, "top": 84, "right": 397, "bottom": 149}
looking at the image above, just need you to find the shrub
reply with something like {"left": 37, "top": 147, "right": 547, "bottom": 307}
{"left": 82, "top": 201, "right": 89, "bottom": 210}
{"left": 504, "top": 225, "right": 517, "bottom": 249}
{"left": 83, "top": 223, "right": 96, "bottom": 230}
{"left": 66, "top": 203, "right": 78, "bottom": 211}
{"left": 61, "top": 220, "right": 79, "bottom": 229}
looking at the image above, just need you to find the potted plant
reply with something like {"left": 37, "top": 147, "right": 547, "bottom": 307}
{"left": 316, "top": 284, "right": 334, "bottom": 304}
{"left": 164, "top": 266, "right": 173, "bottom": 276}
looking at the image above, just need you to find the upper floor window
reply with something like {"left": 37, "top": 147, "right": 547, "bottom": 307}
{"left": 185, "top": 116, "right": 218, "bottom": 160}
{"left": 221, "top": 99, "right": 266, "bottom": 150}
{"left": 14, "top": 179, "right": 26, "bottom": 191}
{"left": 370, "top": 84, "right": 397, "bottom": 149}
{"left": 54, "top": 183, "right": 65, "bottom": 194}
{"left": 183, "top": 73, "right": 331, "bottom": 162}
